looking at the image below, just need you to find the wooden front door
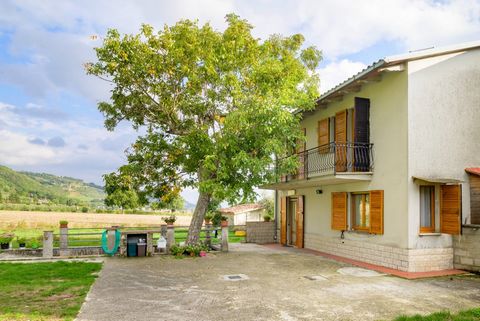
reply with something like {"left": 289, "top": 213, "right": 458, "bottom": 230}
{"left": 281, "top": 195, "right": 304, "bottom": 248}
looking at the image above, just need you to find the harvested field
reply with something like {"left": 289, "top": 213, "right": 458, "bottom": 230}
{"left": 0, "top": 210, "right": 192, "bottom": 229}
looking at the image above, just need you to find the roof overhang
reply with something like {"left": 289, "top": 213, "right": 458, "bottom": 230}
{"left": 304, "top": 40, "right": 480, "bottom": 117}
{"left": 412, "top": 176, "right": 463, "bottom": 184}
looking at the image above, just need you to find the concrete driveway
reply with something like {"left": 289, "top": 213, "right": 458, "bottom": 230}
{"left": 76, "top": 244, "right": 480, "bottom": 321}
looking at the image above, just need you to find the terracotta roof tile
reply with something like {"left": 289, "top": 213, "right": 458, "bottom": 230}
{"left": 465, "top": 168, "right": 480, "bottom": 176}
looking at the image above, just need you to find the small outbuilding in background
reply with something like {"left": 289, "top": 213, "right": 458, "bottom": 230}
{"left": 219, "top": 204, "right": 266, "bottom": 226}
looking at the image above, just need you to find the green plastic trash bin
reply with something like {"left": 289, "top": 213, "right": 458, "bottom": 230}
{"left": 127, "top": 240, "right": 137, "bottom": 257}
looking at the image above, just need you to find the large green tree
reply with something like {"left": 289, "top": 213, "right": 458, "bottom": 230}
{"left": 88, "top": 14, "right": 321, "bottom": 244}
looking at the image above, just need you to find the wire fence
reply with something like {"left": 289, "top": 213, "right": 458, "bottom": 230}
{"left": 2, "top": 224, "right": 247, "bottom": 249}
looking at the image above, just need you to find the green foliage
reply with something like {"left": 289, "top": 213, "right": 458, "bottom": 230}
{"left": 16, "top": 236, "right": 27, "bottom": 244}
{"left": 81, "top": 206, "right": 89, "bottom": 213}
{"left": 263, "top": 214, "right": 272, "bottom": 222}
{"left": 103, "top": 171, "right": 142, "bottom": 210}
{"left": 170, "top": 243, "right": 209, "bottom": 257}
{"left": 0, "top": 165, "right": 104, "bottom": 208}
{"left": 169, "top": 244, "right": 185, "bottom": 257}
{"left": 0, "top": 261, "right": 101, "bottom": 320}
{"left": 259, "top": 196, "right": 274, "bottom": 218}
{"left": 88, "top": 14, "right": 320, "bottom": 201}
{"left": 88, "top": 14, "right": 321, "bottom": 241}
{"left": 211, "top": 210, "right": 223, "bottom": 227}
{"left": 59, "top": 220, "right": 68, "bottom": 225}
{"left": 392, "top": 308, "right": 480, "bottom": 321}
{"left": 0, "top": 233, "right": 14, "bottom": 244}
{"left": 151, "top": 194, "right": 185, "bottom": 211}
{"left": 162, "top": 215, "right": 176, "bottom": 224}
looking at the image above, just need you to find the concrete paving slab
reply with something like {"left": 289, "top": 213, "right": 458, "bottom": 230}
{"left": 76, "top": 243, "right": 480, "bottom": 321}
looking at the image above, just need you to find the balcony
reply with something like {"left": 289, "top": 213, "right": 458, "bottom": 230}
{"left": 263, "top": 142, "right": 374, "bottom": 190}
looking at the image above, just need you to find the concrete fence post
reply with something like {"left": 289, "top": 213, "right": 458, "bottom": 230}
{"left": 205, "top": 223, "right": 212, "bottom": 247}
{"left": 221, "top": 222, "right": 229, "bottom": 252}
{"left": 161, "top": 224, "right": 167, "bottom": 238}
{"left": 59, "top": 225, "right": 69, "bottom": 256}
{"left": 43, "top": 231, "right": 54, "bottom": 258}
{"left": 107, "top": 226, "right": 118, "bottom": 251}
{"left": 166, "top": 225, "right": 175, "bottom": 254}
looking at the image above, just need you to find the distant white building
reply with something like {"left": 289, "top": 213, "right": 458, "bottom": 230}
{"left": 219, "top": 204, "right": 266, "bottom": 226}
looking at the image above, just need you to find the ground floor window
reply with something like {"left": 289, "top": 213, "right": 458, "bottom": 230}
{"left": 351, "top": 192, "right": 370, "bottom": 231}
{"left": 420, "top": 186, "right": 435, "bottom": 233}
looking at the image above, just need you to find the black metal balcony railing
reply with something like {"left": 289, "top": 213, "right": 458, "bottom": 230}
{"left": 277, "top": 142, "right": 374, "bottom": 183}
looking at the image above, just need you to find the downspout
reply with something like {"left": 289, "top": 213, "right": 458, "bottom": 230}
{"left": 274, "top": 189, "right": 278, "bottom": 241}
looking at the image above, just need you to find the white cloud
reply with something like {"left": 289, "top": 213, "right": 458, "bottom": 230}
{"left": 318, "top": 59, "right": 367, "bottom": 93}
{"left": 0, "top": 101, "right": 137, "bottom": 184}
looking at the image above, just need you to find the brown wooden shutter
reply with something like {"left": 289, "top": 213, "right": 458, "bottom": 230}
{"left": 335, "top": 110, "right": 347, "bottom": 172}
{"left": 280, "top": 197, "right": 287, "bottom": 244}
{"left": 318, "top": 119, "right": 329, "bottom": 147}
{"left": 440, "top": 185, "right": 461, "bottom": 235}
{"left": 331, "top": 192, "right": 347, "bottom": 230}
{"left": 296, "top": 195, "right": 304, "bottom": 248}
{"left": 369, "top": 190, "right": 384, "bottom": 234}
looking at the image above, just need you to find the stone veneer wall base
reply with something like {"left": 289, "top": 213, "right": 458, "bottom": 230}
{"left": 305, "top": 233, "right": 453, "bottom": 272}
{"left": 453, "top": 226, "right": 480, "bottom": 272}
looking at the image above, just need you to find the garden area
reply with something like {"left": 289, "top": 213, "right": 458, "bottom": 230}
{"left": 0, "top": 261, "right": 102, "bottom": 321}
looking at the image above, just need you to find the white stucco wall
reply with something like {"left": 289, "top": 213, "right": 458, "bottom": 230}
{"left": 407, "top": 49, "right": 480, "bottom": 248}
{"left": 279, "top": 69, "right": 410, "bottom": 248}
{"left": 233, "top": 209, "right": 266, "bottom": 225}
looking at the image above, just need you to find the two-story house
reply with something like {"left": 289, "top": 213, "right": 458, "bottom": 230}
{"left": 263, "top": 41, "right": 480, "bottom": 273}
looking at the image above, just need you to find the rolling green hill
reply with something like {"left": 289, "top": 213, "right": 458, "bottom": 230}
{"left": 0, "top": 165, "right": 104, "bottom": 207}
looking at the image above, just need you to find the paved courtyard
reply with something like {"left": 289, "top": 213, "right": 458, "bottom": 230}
{"left": 76, "top": 244, "right": 480, "bottom": 321}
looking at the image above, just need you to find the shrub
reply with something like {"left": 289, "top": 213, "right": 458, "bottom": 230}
{"left": 263, "top": 214, "right": 272, "bottom": 222}
{"left": 59, "top": 220, "right": 68, "bottom": 226}
{"left": 162, "top": 215, "right": 176, "bottom": 224}
{"left": 0, "top": 233, "right": 14, "bottom": 244}
{"left": 81, "top": 206, "right": 88, "bottom": 213}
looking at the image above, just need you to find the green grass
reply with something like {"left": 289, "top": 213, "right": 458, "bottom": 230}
{"left": 0, "top": 261, "right": 102, "bottom": 321}
{"left": 393, "top": 308, "right": 480, "bottom": 321}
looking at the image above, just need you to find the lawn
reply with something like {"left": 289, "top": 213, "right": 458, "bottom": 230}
{"left": 0, "top": 261, "right": 102, "bottom": 321}
{"left": 393, "top": 308, "right": 480, "bottom": 321}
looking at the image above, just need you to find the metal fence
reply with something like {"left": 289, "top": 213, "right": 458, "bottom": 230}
{"left": 278, "top": 142, "right": 374, "bottom": 182}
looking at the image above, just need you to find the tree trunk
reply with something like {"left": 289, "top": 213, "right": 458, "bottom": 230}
{"left": 186, "top": 191, "right": 211, "bottom": 244}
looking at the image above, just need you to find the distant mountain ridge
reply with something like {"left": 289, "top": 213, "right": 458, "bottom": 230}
{"left": 0, "top": 165, "right": 105, "bottom": 207}
{"left": 0, "top": 165, "right": 195, "bottom": 210}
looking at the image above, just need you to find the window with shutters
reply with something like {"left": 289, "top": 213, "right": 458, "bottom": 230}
{"left": 419, "top": 186, "right": 435, "bottom": 233}
{"left": 351, "top": 192, "right": 370, "bottom": 231}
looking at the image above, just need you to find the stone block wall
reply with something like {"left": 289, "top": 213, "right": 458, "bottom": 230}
{"left": 453, "top": 226, "right": 480, "bottom": 272}
{"left": 246, "top": 221, "right": 275, "bottom": 244}
{"left": 305, "top": 233, "right": 453, "bottom": 272}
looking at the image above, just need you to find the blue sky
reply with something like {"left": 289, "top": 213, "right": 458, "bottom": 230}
{"left": 0, "top": 0, "right": 480, "bottom": 203}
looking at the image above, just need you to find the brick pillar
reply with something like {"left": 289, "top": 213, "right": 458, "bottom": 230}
{"left": 205, "top": 223, "right": 212, "bottom": 247}
{"left": 43, "top": 231, "right": 54, "bottom": 258}
{"left": 221, "top": 222, "right": 229, "bottom": 252}
{"left": 59, "top": 226, "right": 69, "bottom": 256}
{"left": 166, "top": 225, "right": 175, "bottom": 254}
